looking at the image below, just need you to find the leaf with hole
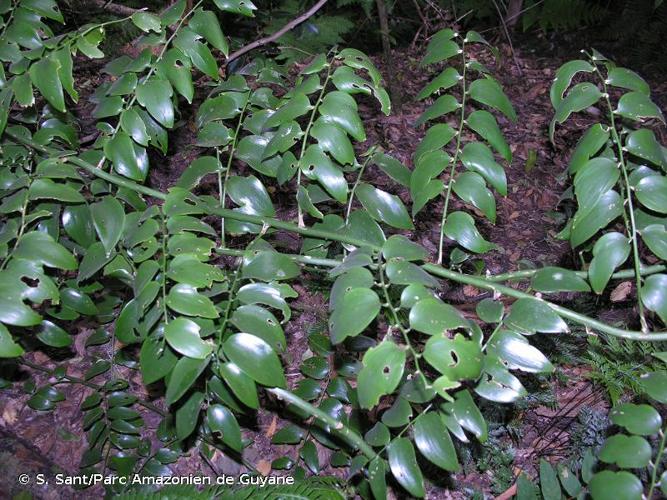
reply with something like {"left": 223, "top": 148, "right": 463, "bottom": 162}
{"left": 357, "top": 341, "right": 406, "bottom": 409}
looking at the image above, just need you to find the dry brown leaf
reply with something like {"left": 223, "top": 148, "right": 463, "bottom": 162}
{"left": 463, "top": 285, "right": 479, "bottom": 297}
{"left": 256, "top": 459, "right": 272, "bottom": 476}
{"left": 265, "top": 415, "right": 278, "bottom": 438}
{"left": 610, "top": 281, "right": 632, "bottom": 302}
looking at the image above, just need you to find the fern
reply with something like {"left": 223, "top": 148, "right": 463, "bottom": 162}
{"left": 115, "top": 476, "right": 347, "bottom": 500}
{"left": 521, "top": 0, "right": 608, "bottom": 31}
{"left": 586, "top": 335, "right": 666, "bottom": 404}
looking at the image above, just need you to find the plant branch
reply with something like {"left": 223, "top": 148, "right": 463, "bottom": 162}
{"left": 267, "top": 387, "right": 376, "bottom": 459}
{"left": 438, "top": 36, "right": 467, "bottom": 264}
{"left": 8, "top": 130, "right": 667, "bottom": 341}
{"left": 226, "top": 0, "right": 329, "bottom": 64}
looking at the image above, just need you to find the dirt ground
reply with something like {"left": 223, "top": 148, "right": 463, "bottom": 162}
{"left": 1, "top": 26, "right": 666, "bottom": 499}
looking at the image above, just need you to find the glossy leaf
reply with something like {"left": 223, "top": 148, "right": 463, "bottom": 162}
{"left": 222, "top": 333, "right": 286, "bottom": 388}
{"left": 357, "top": 341, "right": 406, "bottom": 409}
{"left": 443, "top": 211, "right": 495, "bottom": 253}
{"left": 610, "top": 403, "right": 662, "bottom": 435}
{"left": 164, "top": 317, "right": 213, "bottom": 359}
{"left": 468, "top": 77, "right": 517, "bottom": 122}
{"left": 329, "top": 288, "right": 381, "bottom": 344}
{"left": 387, "top": 438, "right": 425, "bottom": 498}
{"left": 640, "top": 274, "right": 667, "bottom": 324}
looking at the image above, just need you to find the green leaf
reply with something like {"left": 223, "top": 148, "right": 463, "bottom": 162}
{"left": 15, "top": 231, "right": 76, "bottom": 270}
{"left": 642, "top": 224, "right": 667, "bottom": 260}
{"left": 550, "top": 59, "right": 595, "bottom": 108}
{"left": 574, "top": 157, "right": 620, "bottom": 215}
{"left": 300, "top": 440, "right": 319, "bottom": 474}
{"left": 460, "top": 142, "right": 507, "bottom": 195}
{"left": 413, "top": 412, "right": 459, "bottom": 472}
{"left": 635, "top": 175, "right": 667, "bottom": 214}
{"left": 589, "top": 232, "right": 631, "bottom": 293}
{"left": 329, "top": 288, "right": 381, "bottom": 344}
{"left": 219, "top": 362, "right": 259, "bottom": 409}
{"left": 382, "top": 397, "right": 412, "bottom": 427}
{"left": 424, "top": 334, "right": 482, "bottom": 380}
{"left": 571, "top": 190, "right": 623, "bottom": 247}
{"left": 551, "top": 82, "right": 602, "bottom": 141}
{"left": 23, "top": 0, "right": 64, "bottom": 22}
{"left": 29, "top": 55, "right": 66, "bottom": 112}
{"left": 387, "top": 438, "right": 425, "bottom": 498}
{"left": 421, "top": 29, "right": 459, "bottom": 66}
{"left": 337, "top": 48, "right": 382, "bottom": 87}
{"left": 120, "top": 108, "right": 149, "bottom": 146}
{"left": 175, "top": 391, "right": 204, "bottom": 440}
{"left": 28, "top": 179, "right": 85, "bottom": 203}
{"left": 223, "top": 333, "right": 286, "bottom": 388}
{"left": 382, "top": 235, "right": 428, "bottom": 261}
{"left": 0, "top": 323, "right": 24, "bottom": 358}
{"left": 140, "top": 337, "right": 177, "bottom": 384}
{"left": 158, "top": 49, "right": 194, "bottom": 103}
{"left": 505, "top": 298, "right": 568, "bottom": 334}
{"left": 416, "top": 67, "right": 461, "bottom": 100}
{"left": 441, "top": 390, "right": 487, "bottom": 442}
{"left": 357, "top": 341, "right": 406, "bottom": 409}
{"left": 368, "top": 458, "right": 387, "bottom": 500}
{"left": 213, "top": 0, "right": 257, "bottom": 16}
{"left": 189, "top": 9, "right": 228, "bottom": 55}
{"left": 231, "top": 305, "right": 285, "bottom": 352}
{"left": 416, "top": 94, "right": 460, "bottom": 126}
{"left": 136, "top": 78, "right": 174, "bottom": 128}
{"left": 487, "top": 330, "right": 553, "bottom": 373}
{"left": 452, "top": 171, "right": 496, "bottom": 223}
{"left": 319, "top": 91, "right": 365, "bottom": 142}
{"left": 176, "top": 156, "right": 223, "bottom": 190}
{"left": 640, "top": 371, "right": 667, "bottom": 403}
{"left": 607, "top": 67, "right": 650, "bottom": 95}
{"left": 167, "top": 284, "right": 219, "bottom": 319}
{"left": 476, "top": 298, "right": 504, "bottom": 323}
{"left": 104, "top": 131, "right": 148, "bottom": 181}
{"left": 237, "top": 282, "right": 295, "bottom": 322}
{"left": 37, "top": 320, "right": 71, "bottom": 348}
{"left": 300, "top": 145, "right": 347, "bottom": 203}
{"left": 164, "top": 317, "right": 213, "bottom": 359}
{"left": 354, "top": 183, "right": 413, "bottom": 230}
{"left": 265, "top": 93, "right": 311, "bottom": 128}
{"left": 599, "top": 434, "right": 652, "bottom": 468}
{"left": 466, "top": 110, "right": 512, "bottom": 162}
{"left": 91, "top": 197, "right": 125, "bottom": 257}
{"left": 386, "top": 261, "right": 439, "bottom": 288}
{"left": 589, "top": 471, "right": 642, "bottom": 500}
{"left": 311, "top": 119, "right": 355, "bottom": 165}
{"left": 165, "top": 356, "right": 209, "bottom": 405}
{"left": 539, "top": 459, "right": 561, "bottom": 500}
{"left": 641, "top": 274, "right": 667, "bottom": 324}
{"left": 468, "top": 76, "right": 517, "bottom": 122}
{"left": 131, "top": 12, "right": 162, "bottom": 33}
{"left": 610, "top": 403, "right": 662, "bottom": 435}
{"left": 242, "top": 249, "right": 300, "bottom": 282}
{"left": 625, "top": 129, "right": 667, "bottom": 169}
{"left": 568, "top": 123, "right": 610, "bottom": 174}
{"left": 174, "top": 28, "right": 219, "bottom": 79}
{"left": 227, "top": 174, "right": 275, "bottom": 221}
{"left": 531, "top": 266, "right": 591, "bottom": 293}
{"left": 443, "top": 211, "right": 495, "bottom": 253}
{"left": 414, "top": 123, "right": 457, "bottom": 163}
{"left": 207, "top": 404, "right": 242, "bottom": 452}
{"left": 616, "top": 91, "right": 664, "bottom": 122}
{"left": 409, "top": 298, "right": 467, "bottom": 335}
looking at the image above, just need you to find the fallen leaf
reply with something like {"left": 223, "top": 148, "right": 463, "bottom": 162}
{"left": 610, "top": 281, "right": 632, "bottom": 302}
{"left": 265, "top": 415, "right": 278, "bottom": 438}
{"left": 256, "top": 459, "right": 272, "bottom": 476}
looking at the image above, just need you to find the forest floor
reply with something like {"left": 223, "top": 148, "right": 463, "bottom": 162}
{"left": 1, "top": 27, "right": 667, "bottom": 500}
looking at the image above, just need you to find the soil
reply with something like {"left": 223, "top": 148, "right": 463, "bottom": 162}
{"left": 1, "top": 23, "right": 666, "bottom": 500}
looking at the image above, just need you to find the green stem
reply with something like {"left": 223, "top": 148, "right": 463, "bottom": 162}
{"left": 8, "top": 131, "right": 667, "bottom": 341}
{"left": 159, "top": 207, "right": 170, "bottom": 324}
{"left": 346, "top": 147, "right": 377, "bottom": 223}
{"left": 592, "top": 58, "right": 648, "bottom": 332}
{"left": 486, "top": 264, "right": 666, "bottom": 283}
{"left": 437, "top": 36, "right": 467, "bottom": 265}
{"left": 267, "top": 387, "right": 376, "bottom": 459}
{"left": 220, "top": 98, "right": 250, "bottom": 247}
{"left": 296, "top": 54, "right": 335, "bottom": 227}
{"left": 648, "top": 429, "right": 666, "bottom": 499}
{"left": 378, "top": 260, "right": 421, "bottom": 372}
{"left": 216, "top": 247, "right": 340, "bottom": 268}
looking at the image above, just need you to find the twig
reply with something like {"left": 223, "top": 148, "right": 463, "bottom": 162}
{"left": 491, "top": 0, "right": 524, "bottom": 76}
{"left": 226, "top": 0, "right": 328, "bottom": 64}
{"left": 91, "top": 0, "right": 140, "bottom": 17}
